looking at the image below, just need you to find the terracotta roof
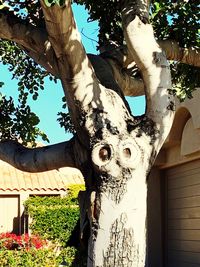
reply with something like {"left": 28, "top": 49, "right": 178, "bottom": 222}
{"left": 0, "top": 160, "right": 84, "bottom": 192}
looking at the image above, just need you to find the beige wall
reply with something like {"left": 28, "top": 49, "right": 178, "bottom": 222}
{"left": 156, "top": 90, "right": 200, "bottom": 169}
{"left": 0, "top": 195, "right": 20, "bottom": 234}
{"left": 148, "top": 90, "right": 200, "bottom": 266}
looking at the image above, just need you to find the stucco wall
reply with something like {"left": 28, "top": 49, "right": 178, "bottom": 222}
{"left": 148, "top": 90, "right": 200, "bottom": 266}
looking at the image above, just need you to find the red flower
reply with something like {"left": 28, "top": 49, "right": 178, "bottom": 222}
{"left": 0, "top": 233, "right": 47, "bottom": 250}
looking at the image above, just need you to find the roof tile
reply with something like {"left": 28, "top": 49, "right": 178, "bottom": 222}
{"left": 0, "top": 160, "right": 84, "bottom": 192}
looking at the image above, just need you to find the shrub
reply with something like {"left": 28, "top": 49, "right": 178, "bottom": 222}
{"left": 23, "top": 184, "right": 86, "bottom": 266}
{"left": 0, "top": 233, "right": 46, "bottom": 250}
{"left": 0, "top": 233, "right": 59, "bottom": 267}
{"left": 0, "top": 248, "right": 58, "bottom": 267}
{"left": 24, "top": 184, "right": 85, "bottom": 247}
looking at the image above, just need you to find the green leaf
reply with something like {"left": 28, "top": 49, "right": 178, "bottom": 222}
{"left": 0, "top": 82, "right": 4, "bottom": 88}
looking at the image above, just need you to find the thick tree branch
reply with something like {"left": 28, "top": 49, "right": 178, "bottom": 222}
{"left": 122, "top": 0, "right": 175, "bottom": 151}
{"left": 40, "top": 0, "right": 96, "bottom": 85}
{"left": 105, "top": 58, "right": 144, "bottom": 96}
{"left": 105, "top": 41, "right": 200, "bottom": 69}
{"left": 40, "top": 1, "right": 132, "bottom": 147}
{"left": 159, "top": 40, "right": 200, "bottom": 67}
{"left": 40, "top": 0, "right": 101, "bottom": 143}
{"left": 0, "top": 139, "right": 76, "bottom": 172}
{"left": 40, "top": 2, "right": 96, "bottom": 105}
{"left": 0, "top": 8, "right": 59, "bottom": 76}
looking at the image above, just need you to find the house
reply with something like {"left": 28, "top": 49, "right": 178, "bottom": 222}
{"left": 0, "top": 162, "right": 84, "bottom": 235}
{"left": 148, "top": 90, "right": 200, "bottom": 267}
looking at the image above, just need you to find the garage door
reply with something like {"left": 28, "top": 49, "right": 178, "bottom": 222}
{"left": 0, "top": 195, "right": 20, "bottom": 234}
{"left": 165, "top": 160, "right": 200, "bottom": 267}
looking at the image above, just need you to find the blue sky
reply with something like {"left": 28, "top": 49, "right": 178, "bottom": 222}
{"left": 0, "top": 4, "right": 145, "bottom": 145}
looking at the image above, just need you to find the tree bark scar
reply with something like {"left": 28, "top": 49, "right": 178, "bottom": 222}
{"left": 103, "top": 213, "right": 138, "bottom": 267}
{"left": 98, "top": 168, "right": 132, "bottom": 204}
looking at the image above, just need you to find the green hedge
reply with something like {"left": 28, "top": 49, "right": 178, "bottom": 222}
{"left": 0, "top": 248, "right": 58, "bottom": 267}
{"left": 24, "top": 185, "right": 85, "bottom": 247}
{"left": 0, "top": 185, "right": 86, "bottom": 267}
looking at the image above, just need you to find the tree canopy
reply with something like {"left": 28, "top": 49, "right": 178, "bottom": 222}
{"left": 0, "top": 0, "right": 199, "bottom": 145}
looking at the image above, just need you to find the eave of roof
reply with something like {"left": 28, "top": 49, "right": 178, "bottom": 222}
{"left": 0, "top": 160, "right": 84, "bottom": 192}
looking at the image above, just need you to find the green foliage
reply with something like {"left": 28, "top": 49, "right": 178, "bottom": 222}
{"left": 24, "top": 185, "right": 85, "bottom": 247}
{"left": 0, "top": 39, "right": 52, "bottom": 144}
{"left": 150, "top": 0, "right": 200, "bottom": 98}
{"left": 57, "top": 247, "right": 77, "bottom": 266}
{"left": 0, "top": 94, "right": 49, "bottom": 146}
{"left": 26, "top": 205, "right": 79, "bottom": 246}
{"left": 170, "top": 64, "right": 200, "bottom": 101}
{"left": 0, "top": 248, "right": 59, "bottom": 267}
{"left": 57, "top": 111, "right": 76, "bottom": 134}
{"left": 151, "top": 1, "right": 199, "bottom": 48}
{"left": 0, "top": 41, "right": 47, "bottom": 103}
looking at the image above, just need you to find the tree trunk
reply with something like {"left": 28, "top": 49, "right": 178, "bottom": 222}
{"left": 77, "top": 121, "right": 157, "bottom": 266}
{"left": 87, "top": 170, "right": 148, "bottom": 267}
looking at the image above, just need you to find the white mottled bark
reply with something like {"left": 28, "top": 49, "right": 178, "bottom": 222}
{"left": 122, "top": 1, "right": 174, "bottom": 152}
{"left": 88, "top": 176, "right": 147, "bottom": 267}
{"left": 87, "top": 131, "right": 153, "bottom": 266}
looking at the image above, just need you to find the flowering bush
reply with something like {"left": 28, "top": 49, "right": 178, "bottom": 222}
{"left": 0, "top": 233, "right": 47, "bottom": 250}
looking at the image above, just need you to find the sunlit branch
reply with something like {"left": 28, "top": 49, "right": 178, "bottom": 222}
{"left": 122, "top": 0, "right": 175, "bottom": 151}
{"left": 0, "top": 9, "right": 59, "bottom": 76}
{"left": 159, "top": 40, "right": 200, "bottom": 67}
{"left": 106, "top": 41, "right": 200, "bottom": 69}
